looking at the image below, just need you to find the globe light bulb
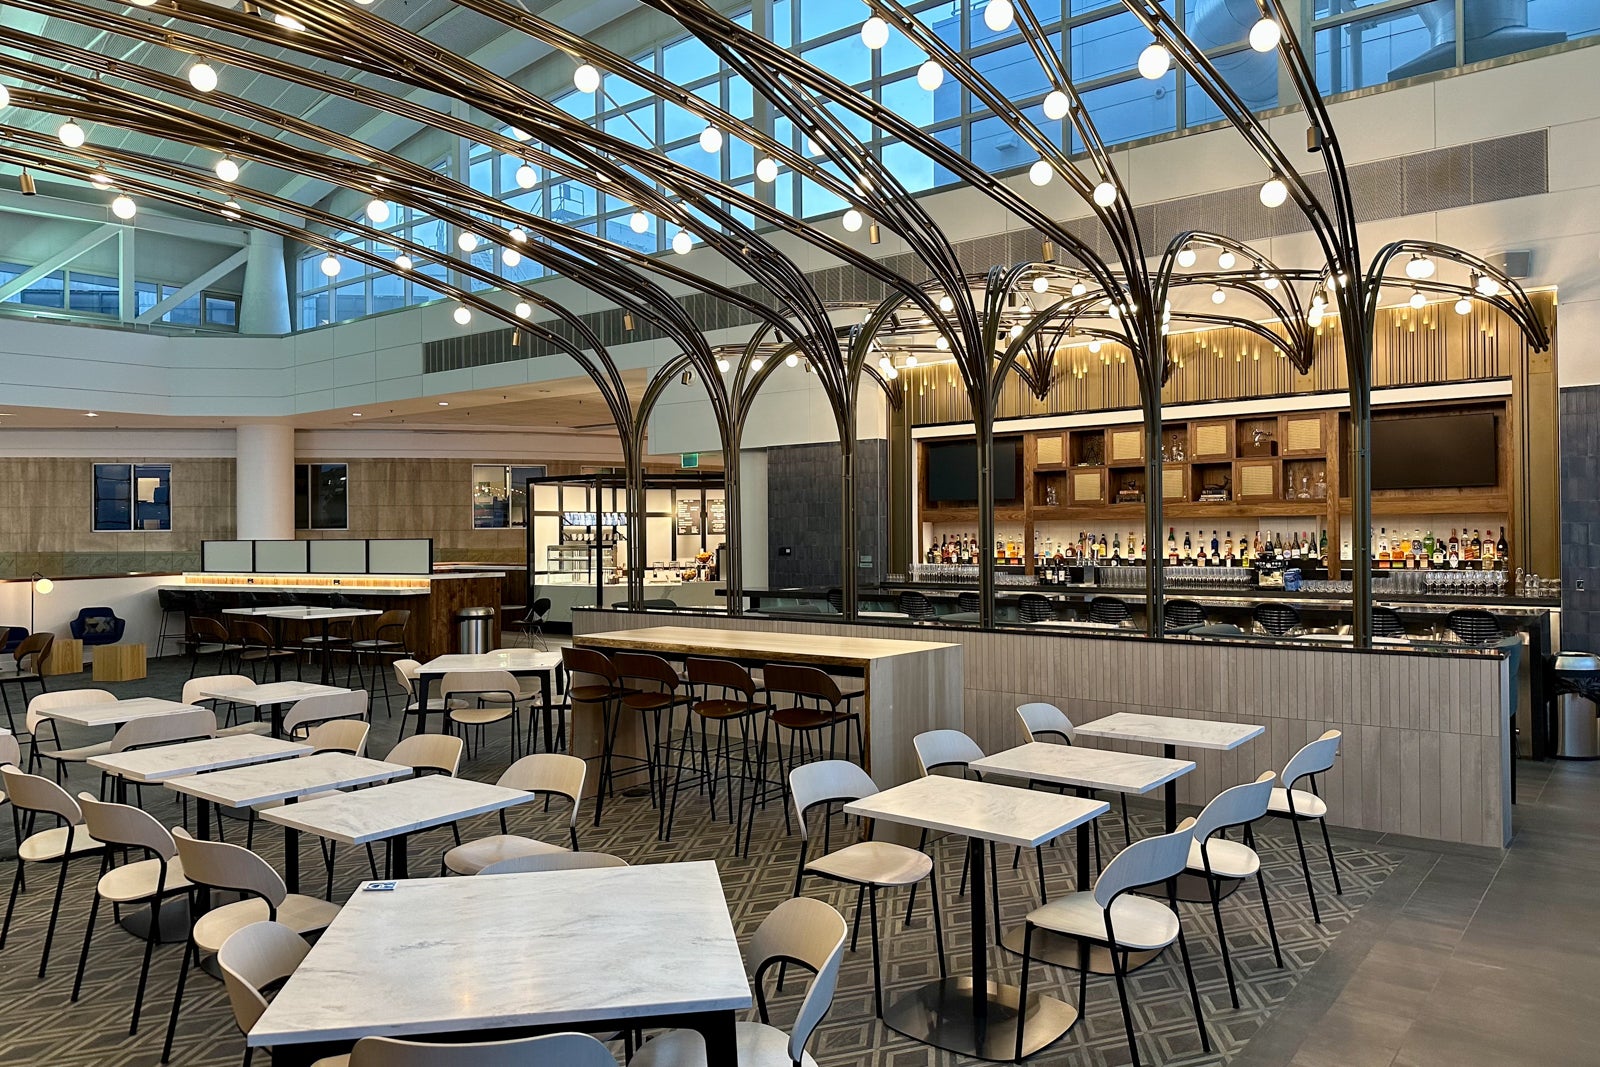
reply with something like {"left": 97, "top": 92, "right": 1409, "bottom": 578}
{"left": 1138, "top": 43, "right": 1171, "bottom": 81}
{"left": 320, "top": 253, "right": 341, "bottom": 277}
{"left": 189, "top": 61, "right": 219, "bottom": 93}
{"left": 1259, "top": 177, "right": 1288, "bottom": 207}
{"left": 365, "top": 199, "right": 390, "bottom": 224}
{"left": 750, "top": 357, "right": 764, "bottom": 371}
{"left": 1088, "top": 339, "right": 1102, "bottom": 354}
{"left": 1249, "top": 17, "right": 1283, "bottom": 53}
{"left": 572, "top": 63, "right": 600, "bottom": 94}
{"left": 1308, "top": 307, "right": 1324, "bottom": 326}
{"left": 905, "top": 354, "right": 918, "bottom": 367}
{"left": 1009, "top": 323, "right": 1023, "bottom": 338}
{"left": 394, "top": 254, "right": 413, "bottom": 271}
{"left": 860, "top": 16, "right": 889, "bottom": 50}
{"left": 58, "top": 121, "right": 86, "bottom": 148}
{"left": 1071, "top": 281, "right": 1087, "bottom": 297}
{"left": 515, "top": 301, "right": 532, "bottom": 319}
{"left": 672, "top": 230, "right": 693, "bottom": 255}
{"left": 698, "top": 126, "right": 723, "bottom": 153}
{"left": 1043, "top": 89, "right": 1070, "bottom": 121}
{"left": 1028, "top": 160, "right": 1053, "bottom": 187}
{"left": 938, "top": 295, "right": 954, "bottom": 313}
{"left": 935, "top": 336, "right": 949, "bottom": 351}
{"left": 1212, "top": 287, "right": 1227, "bottom": 305}
{"left": 1405, "top": 253, "right": 1435, "bottom": 279}
{"left": 842, "top": 208, "right": 863, "bottom": 232}
{"left": 755, "top": 157, "right": 778, "bottom": 183}
{"left": 1176, "top": 247, "right": 1197, "bottom": 268}
{"left": 515, "top": 163, "right": 536, "bottom": 190}
{"left": 1263, "top": 275, "right": 1280, "bottom": 290}
{"left": 111, "top": 194, "right": 137, "bottom": 219}
{"left": 1476, "top": 274, "right": 1501, "bottom": 297}
{"left": 1092, "top": 181, "right": 1116, "bottom": 207}
{"left": 629, "top": 210, "right": 650, "bottom": 233}
{"left": 501, "top": 247, "right": 521, "bottom": 267}
{"left": 1454, "top": 297, "right": 1473, "bottom": 316}
{"left": 453, "top": 305, "right": 472, "bottom": 325}
{"left": 917, "top": 60, "right": 944, "bottom": 91}
{"left": 214, "top": 157, "right": 240, "bottom": 182}
{"left": 1032, "top": 275, "right": 1050, "bottom": 294}
{"left": 785, "top": 352, "right": 799, "bottom": 367}
{"left": 716, "top": 358, "right": 730, "bottom": 373}
{"left": 983, "top": 0, "right": 1014, "bottom": 32}
{"left": 457, "top": 231, "right": 478, "bottom": 253}
{"left": 507, "top": 226, "right": 528, "bottom": 243}
{"left": 1409, "top": 289, "right": 1427, "bottom": 309}
{"left": 1217, "top": 250, "right": 1237, "bottom": 270}
{"left": 0, "top": 85, "right": 9, "bottom": 110}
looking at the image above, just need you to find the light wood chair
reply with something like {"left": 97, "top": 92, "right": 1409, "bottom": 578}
{"left": 442, "top": 753, "right": 584, "bottom": 875}
{"left": 477, "top": 851, "right": 628, "bottom": 876}
{"left": 1178, "top": 772, "right": 1283, "bottom": 1009}
{"left": 0, "top": 766, "right": 104, "bottom": 980}
{"left": 632, "top": 896, "right": 847, "bottom": 1067}
{"left": 1018, "top": 701, "right": 1132, "bottom": 860}
{"left": 162, "top": 828, "right": 341, "bottom": 1064}
{"left": 73, "top": 794, "right": 192, "bottom": 1034}
{"left": 304, "top": 719, "right": 369, "bottom": 757}
{"left": 217, "top": 921, "right": 350, "bottom": 1067}
{"left": 184, "top": 674, "right": 268, "bottom": 735}
{"left": 26, "top": 688, "right": 117, "bottom": 777}
{"left": 1265, "top": 729, "right": 1343, "bottom": 924}
{"left": 788, "top": 759, "right": 944, "bottom": 1018}
{"left": 1016, "top": 827, "right": 1210, "bottom": 1067}
{"left": 392, "top": 659, "right": 463, "bottom": 741}
{"left": 282, "top": 690, "right": 369, "bottom": 741}
{"left": 96, "top": 709, "right": 219, "bottom": 803}
{"left": 441, "top": 670, "right": 522, "bottom": 758}
{"left": 476, "top": 650, "right": 553, "bottom": 750}
{"left": 347, "top": 1033, "right": 617, "bottom": 1066}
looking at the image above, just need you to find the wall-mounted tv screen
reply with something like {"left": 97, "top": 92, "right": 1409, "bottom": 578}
{"left": 926, "top": 438, "right": 1021, "bottom": 504}
{"left": 1371, "top": 412, "right": 1497, "bottom": 491}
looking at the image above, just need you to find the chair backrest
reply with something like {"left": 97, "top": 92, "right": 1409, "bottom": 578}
{"left": 189, "top": 617, "right": 231, "bottom": 643}
{"left": 439, "top": 670, "right": 519, "bottom": 702}
{"left": 78, "top": 793, "right": 177, "bottom": 859}
{"left": 530, "top": 597, "right": 552, "bottom": 618}
{"left": 1018, "top": 593, "right": 1056, "bottom": 624}
{"left": 686, "top": 656, "right": 758, "bottom": 699}
{"left": 217, "top": 921, "right": 311, "bottom": 1035}
{"left": 497, "top": 753, "right": 585, "bottom": 826}
{"left": 349, "top": 1033, "right": 619, "bottom": 1067}
{"left": 763, "top": 663, "right": 844, "bottom": 707}
{"left": 1253, "top": 602, "right": 1301, "bottom": 636}
{"left": 610, "top": 652, "right": 683, "bottom": 693}
{"left": 1094, "top": 827, "right": 1192, "bottom": 908}
{"left": 110, "top": 708, "right": 218, "bottom": 753}
{"left": 235, "top": 620, "right": 276, "bottom": 647}
{"left": 27, "top": 688, "right": 116, "bottom": 733}
{"left": 748, "top": 896, "right": 848, "bottom": 1064}
{"left": 898, "top": 590, "right": 935, "bottom": 619}
{"left": 825, "top": 588, "right": 844, "bottom": 613}
{"left": 282, "top": 690, "right": 370, "bottom": 737}
{"left": 171, "top": 827, "right": 287, "bottom": 907}
{"left": 374, "top": 609, "right": 412, "bottom": 631}
{"left": 560, "top": 646, "right": 619, "bottom": 686}
{"left": 477, "top": 852, "right": 628, "bottom": 876}
{"left": 1282, "top": 729, "right": 1342, "bottom": 788}
{"left": 1190, "top": 772, "right": 1275, "bottom": 842}
{"left": 1089, "top": 596, "right": 1129, "bottom": 625}
{"left": 2, "top": 765, "right": 85, "bottom": 824}
{"left": 913, "top": 729, "right": 984, "bottom": 776}
{"left": 1165, "top": 599, "right": 1206, "bottom": 628}
{"left": 385, "top": 733, "right": 464, "bottom": 777}
{"left": 1371, "top": 606, "right": 1405, "bottom": 637}
{"left": 0, "top": 730, "right": 19, "bottom": 768}
{"left": 305, "top": 719, "right": 369, "bottom": 756}
{"left": 1446, "top": 608, "right": 1501, "bottom": 646}
{"left": 957, "top": 591, "right": 982, "bottom": 613}
{"left": 182, "top": 675, "right": 256, "bottom": 707}
{"left": 1016, "top": 701, "right": 1075, "bottom": 744}
{"left": 158, "top": 588, "right": 192, "bottom": 613}
{"left": 789, "top": 759, "right": 878, "bottom": 836}
{"left": 15, "top": 631, "right": 52, "bottom": 669}
{"left": 392, "top": 659, "right": 422, "bottom": 696}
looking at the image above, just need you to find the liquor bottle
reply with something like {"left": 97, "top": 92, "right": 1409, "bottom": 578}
{"left": 1471, "top": 529, "right": 1483, "bottom": 564}
{"left": 1223, "top": 531, "right": 1234, "bottom": 560}
{"left": 1377, "top": 527, "right": 1390, "bottom": 568}
{"left": 1288, "top": 533, "right": 1300, "bottom": 561}
{"left": 1168, "top": 527, "right": 1179, "bottom": 564}
{"left": 925, "top": 540, "right": 938, "bottom": 565}
{"left": 1398, "top": 531, "right": 1413, "bottom": 558}
{"left": 1497, "top": 526, "right": 1509, "bottom": 564}
{"left": 1319, "top": 529, "right": 1329, "bottom": 562}
{"left": 1447, "top": 529, "right": 1461, "bottom": 568}
{"left": 1431, "top": 532, "right": 1445, "bottom": 568}
{"left": 1411, "top": 528, "right": 1423, "bottom": 567}
{"left": 1096, "top": 533, "right": 1108, "bottom": 560}
{"left": 1137, "top": 534, "right": 1146, "bottom": 563}
{"left": 1423, "top": 530, "right": 1436, "bottom": 560}
{"left": 1111, "top": 531, "right": 1122, "bottom": 561}
{"left": 1240, "top": 536, "right": 1252, "bottom": 565}
{"left": 1182, "top": 530, "right": 1193, "bottom": 562}
{"left": 1482, "top": 531, "right": 1496, "bottom": 565}
{"left": 1210, "top": 530, "right": 1220, "bottom": 558}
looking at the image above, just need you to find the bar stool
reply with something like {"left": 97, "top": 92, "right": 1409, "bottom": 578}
{"left": 747, "top": 663, "right": 866, "bottom": 853}
{"left": 186, "top": 617, "right": 239, "bottom": 679}
{"left": 897, "top": 590, "right": 935, "bottom": 619}
{"left": 295, "top": 594, "right": 358, "bottom": 683}
{"left": 1371, "top": 605, "right": 1406, "bottom": 637}
{"left": 560, "top": 646, "right": 639, "bottom": 828}
{"left": 1264, "top": 729, "right": 1343, "bottom": 924}
{"left": 1446, "top": 608, "right": 1502, "bottom": 645}
{"left": 350, "top": 609, "right": 413, "bottom": 708}
{"left": 0, "top": 767, "right": 105, "bottom": 980}
{"left": 612, "top": 652, "right": 695, "bottom": 832}
{"left": 1253, "top": 602, "right": 1302, "bottom": 636}
{"left": 1088, "top": 596, "right": 1130, "bottom": 626}
{"left": 1165, "top": 598, "right": 1206, "bottom": 629}
{"left": 234, "top": 621, "right": 295, "bottom": 682}
{"left": 154, "top": 589, "right": 192, "bottom": 659}
{"left": 1018, "top": 592, "right": 1058, "bottom": 624}
{"left": 664, "top": 657, "right": 768, "bottom": 849}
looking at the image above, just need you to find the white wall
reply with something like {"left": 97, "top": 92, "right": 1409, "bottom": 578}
{"left": 647, "top": 361, "right": 889, "bottom": 455}
{"left": 0, "top": 576, "right": 173, "bottom": 659}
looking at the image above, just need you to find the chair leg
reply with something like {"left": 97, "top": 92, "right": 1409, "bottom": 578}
{"left": 1290, "top": 817, "right": 1322, "bottom": 924}
{"left": 1208, "top": 875, "right": 1240, "bottom": 1009}
{"left": 130, "top": 893, "right": 162, "bottom": 1034}
{"left": 1256, "top": 868, "right": 1284, "bottom": 968}
{"left": 1034, "top": 845, "right": 1048, "bottom": 903}
{"left": 1014, "top": 922, "right": 1035, "bottom": 1064}
{"left": 1175, "top": 923, "right": 1212, "bottom": 1054}
{"left": 0, "top": 853, "right": 22, "bottom": 952}
{"left": 866, "top": 884, "right": 884, "bottom": 1018}
{"left": 1109, "top": 939, "right": 1141, "bottom": 1067}
{"left": 72, "top": 891, "right": 100, "bottom": 1001}
{"left": 39, "top": 855, "right": 72, "bottom": 978}
{"left": 161, "top": 935, "right": 196, "bottom": 1063}
{"left": 1119, "top": 793, "right": 1132, "bottom": 848}
{"left": 988, "top": 842, "right": 1001, "bottom": 936}
{"left": 1319, "top": 816, "right": 1343, "bottom": 895}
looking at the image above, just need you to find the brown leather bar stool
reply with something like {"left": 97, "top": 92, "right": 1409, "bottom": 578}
{"left": 611, "top": 652, "right": 696, "bottom": 838}
{"left": 559, "top": 646, "right": 639, "bottom": 828}
{"left": 666, "top": 657, "right": 770, "bottom": 851}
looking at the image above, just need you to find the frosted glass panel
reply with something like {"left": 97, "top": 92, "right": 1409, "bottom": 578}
{"left": 309, "top": 539, "right": 369, "bottom": 574}
{"left": 254, "top": 540, "right": 310, "bottom": 573}
{"left": 367, "top": 538, "right": 433, "bottom": 575}
{"left": 202, "top": 540, "right": 254, "bottom": 572}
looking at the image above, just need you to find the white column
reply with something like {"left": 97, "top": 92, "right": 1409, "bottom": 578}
{"left": 239, "top": 230, "right": 291, "bottom": 335}
{"left": 236, "top": 424, "right": 295, "bottom": 540}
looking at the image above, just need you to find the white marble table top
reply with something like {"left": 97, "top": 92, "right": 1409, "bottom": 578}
{"left": 257, "top": 774, "right": 535, "bottom": 845}
{"left": 845, "top": 775, "right": 1107, "bottom": 848}
{"left": 249, "top": 860, "right": 750, "bottom": 1049}
{"left": 196, "top": 681, "right": 351, "bottom": 707}
{"left": 971, "top": 743, "right": 1195, "bottom": 795}
{"left": 1072, "top": 712, "right": 1265, "bottom": 751}
{"left": 419, "top": 649, "right": 563, "bottom": 675}
{"left": 165, "top": 752, "right": 405, "bottom": 808}
{"left": 40, "top": 697, "right": 198, "bottom": 728}
{"left": 223, "top": 606, "right": 383, "bottom": 621}
{"left": 89, "top": 735, "right": 310, "bottom": 782}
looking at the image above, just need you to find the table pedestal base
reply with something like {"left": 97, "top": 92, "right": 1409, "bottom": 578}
{"left": 116, "top": 898, "right": 190, "bottom": 944}
{"left": 882, "top": 976, "right": 1076, "bottom": 1062}
{"left": 998, "top": 927, "right": 1165, "bottom": 975}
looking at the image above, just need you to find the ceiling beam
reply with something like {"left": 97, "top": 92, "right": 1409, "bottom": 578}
{"left": 0, "top": 224, "right": 119, "bottom": 301}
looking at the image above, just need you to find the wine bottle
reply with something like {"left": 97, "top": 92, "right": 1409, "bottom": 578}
{"left": 1168, "top": 526, "right": 1178, "bottom": 564}
{"left": 1497, "top": 526, "right": 1509, "bottom": 564}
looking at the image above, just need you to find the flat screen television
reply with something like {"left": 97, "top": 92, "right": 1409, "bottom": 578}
{"left": 926, "top": 438, "right": 1021, "bottom": 504}
{"left": 1371, "top": 412, "right": 1497, "bottom": 491}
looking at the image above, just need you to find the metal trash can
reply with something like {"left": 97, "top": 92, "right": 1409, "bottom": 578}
{"left": 1551, "top": 652, "right": 1600, "bottom": 760}
{"left": 455, "top": 606, "right": 496, "bottom": 654}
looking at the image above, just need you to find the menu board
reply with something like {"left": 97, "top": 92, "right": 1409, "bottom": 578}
{"left": 708, "top": 497, "right": 726, "bottom": 535}
{"left": 674, "top": 497, "right": 701, "bottom": 535}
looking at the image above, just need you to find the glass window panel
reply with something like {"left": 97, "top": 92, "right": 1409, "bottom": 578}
{"left": 729, "top": 136, "right": 754, "bottom": 179}
{"left": 882, "top": 138, "right": 939, "bottom": 194}
{"left": 92, "top": 464, "right": 133, "bottom": 531}
{"left": 668, "top": 141, "right": 723, "bottom": 181}
{"left": 1315, "top": 5, "right": 1440, "bottom": 92}
{"left": 162, "top": 288, "right": 203, "bottom": 325}
{"left": 969, "top": 112, "right": 1036, "bottom": 175}
{"left": 1524, "top": 0, "right": 1600, "bottom": 42}
{"left": 549, "top": 180, "right": 598, "bottom": 223}
{"left": 311, "top": 463, "right": 348, "bottom": 529}
{"left": 1187, "top": 0, "right": 1255, "bottom": 46}
{"left": 604, "top": 53, "right": 655, "bottom": 108}
{"left": 1208, "top": 47, "right": 1280, "bottom": 114}
{"left": 917, "top": 3, "right": 962, "bottom": 50}
{"left": 803, "top": 36, "right": 871, "bottom": 87}
{"left": 607, "top": 215, "right": 657, "bottom": 255}
{"left": 132, "top": 464, "right": 171, "bottom": 531}
{"left": 970, "top": 0, "right": 1022, "bottom": 49}
{"left": 727, "top": 77, "right": 754, "bottom": 121}
{"left": 300, "top": 293, "right": 330, "bottom": 328}
{"left": 1070, "top": 9, "right": 1144, "bottom": 83}
{"left": 68, "top": 272, "right": 118, "bottom": 315}
{"left": 801, "top": 176, "right": 848, "bottom": 219}
{"left": 664, "top": 33, "right": 720, "bottom": 83}
{"left": 1072, "top": 0, "right": 1120, "bottom": 14}
{"left": 469, "top": 157, "right": 493, "bottom": 193}
{"left": 373, "top": 271, "right": 405, "bottom": 313}
{"left": 1073, "top": 71, "right": 1177, "bottom": 150}
{"left": 799, "top": 0, "right": 856, "bottom": 42}
{"left": 135, "top": 281, "right": 159, "bottom": 318}
{"left": 823, "top": 100, "right": 875, "bottom": 141}
{"left": 6, "top": 269, "right": 64, "bottom": 308}
{"left": 772, "top": 0, "right": 792, "bottom": 46}
{"left": 664, "top": 100, "right": 706, "bottom": 144}
{"left": 204, "top": 295, "right": 238, "bottom": 326}
{"left": 553, "top": 90, "right": 595, "bottom": 122}
{"left": 294, "top": 463, "right": 310, "bottom": 530}
{"left": 332, "top": 281, "right": 366, "bottom": 323}
{"left": 880, "top": 28, "right": 925, "bottom": 77}
{"left": 973, "top": 35, "right": 1057, "bottom": 103}
{"left": 605, "top": 105, "right": 655, "bottom": 148}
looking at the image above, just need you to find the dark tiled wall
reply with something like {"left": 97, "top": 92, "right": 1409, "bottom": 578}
{"left": 767, "top": 440, "right": 889, "bottom": 589}
{"left": 1560, "top": 386, "right": 1599, "bottom": 652}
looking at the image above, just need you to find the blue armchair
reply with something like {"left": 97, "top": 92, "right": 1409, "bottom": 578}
{"left": 0, "top": 627, "right": 25, "bottom": 655}
{"left": 70, "top": 607, "right": 126, "bottom": 647}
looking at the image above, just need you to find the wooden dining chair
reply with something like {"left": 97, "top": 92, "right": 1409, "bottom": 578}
{"left": 442, "top": 753, "right": 585, "bottom": 875}
{"left": 347, "top": 1032, "right": 617, "bottom": 1066}
{"left": 216, "top": 921, "right": 337, "bottom": 1067}
{"left": 0, "top": 766, "right": 105, "bottom": 980}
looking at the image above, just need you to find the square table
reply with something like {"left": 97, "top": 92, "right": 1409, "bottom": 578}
{"left": 195, "top": 680, "right": 352, "bottom": 738}
{"left": 413, "top": 649, "right": 563, "bottom": 748}
{"left": 258, "top": 773, "right": 535, "bottom": 879}
{"left": 166, "top": 753, "right": 406, "bottom": 893}
{"left": 38, "top": 696, "right": 198, "bottom": 728}
{"left": 90, "top": 734, "right": 310, "bottom": 786}
{"left": 249, "top": 861, "right": 752, "bottom": 1067}
{"left": 1071, "top": 712, "right": 1264, "bottom": 831}
{"left": 224, "top": 607, "right": 383, "bottom": 684}
{"left": 846, "top": 775, "right": 1107, "bottom": 1061}
{"left": 972, "top": 743, "right": 1195, "bottom": 973}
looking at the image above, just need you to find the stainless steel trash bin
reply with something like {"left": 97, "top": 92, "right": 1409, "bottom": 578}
{"left": 1552, "top": 652, "right": 1600, "bottom": 760}
{"left": 455, "top": 606, "right": 495, "bottom": 654}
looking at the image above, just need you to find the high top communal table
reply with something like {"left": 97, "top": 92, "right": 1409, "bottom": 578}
{"left": 249, "top": 861, "right": 752, "bottom": 1066}
{"left": 575, "top": 625, "right": 963, "bottom": 795}
{"left": 222, "top": 606, "right": 383, "bottom": 684}
{"left": 846, "top": 774, "right": 1107, "bottom": 1061}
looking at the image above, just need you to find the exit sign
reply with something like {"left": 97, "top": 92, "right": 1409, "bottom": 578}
{"left": 680, "top": 452, "right": 700, "bottom": 468}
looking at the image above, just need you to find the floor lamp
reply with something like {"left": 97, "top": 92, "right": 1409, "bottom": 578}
{"left": 29, "top": 572, "right": 53, "bottom": 634}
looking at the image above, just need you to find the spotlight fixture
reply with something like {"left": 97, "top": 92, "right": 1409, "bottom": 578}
{"left": 1042, "top": 89, "right": 1070, "bottom": 120}
{"left": 319, "top": 253, "right": 341, "bottom": 277}
{"left": 1041, "top": 239, "right": 1055, "bottom": 262}
{"left": 453, "top": 305, "right": 472, "bottom": 325}
{"left": 629, "top": 210, "right": 650, "bottom": 233}
{"left": 869, "top": 223, "right": 881, "bottom": 244}
{"left": 755, "top": 157, "right": 779, "bottom": 183}
{"left": 860, "top": 16, "right": 889, "bottom": 50}
{"left": 1137, "top": 42, "right": 1171, "bottom": 80}
{"left": 1028, "top": 160, "right": 1052, "bottom": 186}
{"left": 917, "top": 60, "right": 944, "bottom": 91}
{"left": 1249, "top": 17, "right": 1283, "bottom": 53}
{"left": 18, "top": 168, "right": 36, "bottom": 196}
{"left": 58, "top": 121, "right": 86, "bottom": 148}
{"left": 189, "top": 61, "right": 219, "bottom": 93}
{"left": 1092, "top": 181, "right": 1116, "bottom": 207}
{"left": 1259, "top": 177, "right": 1288, "bottom": 207}
{"left": 573, "top": 63, "right": 601, "bottom": 94}
{"left": 365, "top": 199, "right": 390, "bottom": 224}
{"left": 214, "top": 157, "right": 240, "bottom": 182}
{"left": 623, "top": 312, "right": 635, "bottom": 331}
{"left": 111, "top": 194, "right": 137, "bottom": 220}
{"left": 698, "top": 126, "right": 723, "bottom": 153}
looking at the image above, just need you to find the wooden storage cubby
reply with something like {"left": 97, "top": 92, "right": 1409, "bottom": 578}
{"left": 1235, "top": 459, "right": 1280, "bottom": 501}
{"left": 1191, "top": 462, "right": 1234, "bottom": 503}
{"left": 1032, "top": 431, "right": 1067, "bottom": 470}
{"left": 1190, "top": 420, "right": 1234, "bottom": 461}
{"left": 1069, "top": 429, "right": 1106, "bottom": 468}
{"left": 1069, "top": 467, "right": 1107, "bottom": 506}
{"left": 1237, "top": 418, "right": 1279, "bottom": 457}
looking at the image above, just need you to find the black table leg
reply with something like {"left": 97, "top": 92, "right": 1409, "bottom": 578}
{"left": 391, "top": 834, "right": 408, "bottom": 879}
{"left": 1164, "top": 743, "right": 1178, "bottom": 831}
{"left": 688, "top": 1009, "right": 738, "bottom": 1064}
{"left": 540, "top": 670, "right": 555, "bottom": 753}
{"left": 284, "top": 798, "right": 301, "bottom": 895}
{"left": 415, "top": 676, "right": 433, "bottom": 735}
{"left": 318, "top": 619, "right": 334, "bottom": 686}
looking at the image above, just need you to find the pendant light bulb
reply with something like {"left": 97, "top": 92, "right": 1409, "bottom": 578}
{"left": 1475, "top": 274, "right": 1501, "bottom": 297}
{"left": 501, "top": 247, "right": 521, "bottom": 268}
{"left": 629, "top": 210, "right": 650, "bottom": 233}
{"left": 860, "top": 16, "right": 889, "bottom": 50}
{"left": 319, "top": 253, "right": 341, "bottom": 277}
{"left": 1249, "top": 17, "right": 1283, "bottom": 53}
{"left": 457, "top": 232, "right": 478, "bottom": 253}
{"left": 1092, "top": 181, "right": 1116, "bottom": 207}
{"left": 698, "top": 126, "right": 723, "bottom": 153}
{"left": 717, "top": 358, "right": 730, "bottom": 373}
{"left": 983, "top": 0, "right": 1014, "bottom": 32}
{"left": 1071, "top": 281, "right": 1087, "bottom": 297}
{"left": 515, "top": 301, "right": 532, "bottom": 319}
{"left": 1409, "top": 289, "right": 1427, "bottom": 309}
{"left": 935, "top": 336, "right": 949, "bottom": 351}
{"left": 842, "top": 209, "right": 863, "bottom": 233}
{"left": 1032, "top": 275, "right": 1050, "bottom": 294}
{"left": 1405, "top": 253, "right": 1435, "bottom": 279}
{"left": 507, "top": 227, "right": 528, "bottom": 244}
{"left": 755, "top": 157, "right": 779, "bottom": 183}
{"left": 750, "top": 357, "right": 764, "bottom": 371}
{"left": 938, "top": 295, "right": 954, "bottom": 313}
{"left": 1042, "top": 89, "right": 1070, "bottom": 121}
{"left": 1217, "top": 250, "right": 1237, "bottom": 270}
{"left": 1028, "top": 160, "right": 1052, "bottom": 187}
{"left": 58, "top": 121, "right": 86, "bottom": 148}
{"left": 515, "top": 163, "right": 536, "bottom": 190}
{"left": 0, "top": 85, "right": 9, "bottom": 110}
{"left": 453, "top": 306, "right": 472, "bottom": 326}
{"left": 572, "top": 63, "right": 601, "bottom": 94}
{"left": 1088, "top": 339, "right": 1102, "bottom": 354}
{"left": 365, "top": 198, "right": 390, "bottom": 224}
{"left": 1454, "top": 297, "right": 1473, "bottom": 316}
{"left": 189, "top": 61, "right": 219, "bottom": 93}
{"left": 394, "top": 254, "right": 413, "bottom": 271}
{"left": 1176, "top": 247, "right": 1197, "bottom": 268}
{"left": 785, "top": 352, "right": 799, "bottom": 368}
{"left": 214, "top": 157, "right": 240, "bottom": 182}
{"left": 1138, "top": 42, "right": 1171, "bottom": 81}
{"left": 917, "top": 60, "right": 944, "bottom": 91}
{"left": 1259, "top": 177, "right": 1288, "bottom": 207}
{"left": 672, "top": 229, "right": 693, "bottom": 255}
{"left": 1211, "top": 286, "right": 1227, "bottom": 305}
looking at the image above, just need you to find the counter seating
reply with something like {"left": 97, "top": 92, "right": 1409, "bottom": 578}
{"left": 1, "top": 631, "right": 53, "bottom": 731}
{"left": 1165, "top": 599, "right": 1207, "bottom": 629}
{"left": 1371, "top": 606, "right": 1406, "bottom": 637}
{"left": 1088, "top": 596, "right": 1131, "bottom": 626}
{"left": 1252, "top": 603, "right": 1302, "bottom": 637}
